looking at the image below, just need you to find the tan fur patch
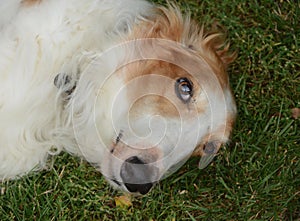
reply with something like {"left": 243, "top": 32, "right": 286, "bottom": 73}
{"left": 21, "top": 0, "right": 41, "bottom": 6}
{"left": 129, "top": 95, "right": 179, "bottom": 118}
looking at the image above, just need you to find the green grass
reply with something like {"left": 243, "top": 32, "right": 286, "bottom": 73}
{"left": 1, "top": 0, "right": 299, "bottom": 220}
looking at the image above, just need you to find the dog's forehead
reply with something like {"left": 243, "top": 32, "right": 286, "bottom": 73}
{"left": 115, "top": 60, "right": 210, "bottom": 118}
{"left": 117, "top": 40, "right": 230, "bottom": 93}
{"left": 123, "top": 60, "right": 194, "bottom": 81}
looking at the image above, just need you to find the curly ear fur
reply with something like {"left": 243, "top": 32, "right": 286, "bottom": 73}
{"left": 201, "top": 23, "right": 237, "bottom": 68}
{"left": 130, "top": 5, "right": 236, "bottom": 82}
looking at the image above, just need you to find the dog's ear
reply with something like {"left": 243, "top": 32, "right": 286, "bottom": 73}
{"left": 130, "top": 5, "right": 237, "bottom": 71}
{"left": 145, "top": 7, "right": 237, "bottom": 71}
{"left": 200, "top": 24, "right": 237, "bottom": 70}
{"left": 215, "top": 41, "right": 237, "bottom": 69}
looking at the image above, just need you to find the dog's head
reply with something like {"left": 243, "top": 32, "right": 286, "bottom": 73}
{"left": 69, "top": 7, "right": 236, "bottom": 194}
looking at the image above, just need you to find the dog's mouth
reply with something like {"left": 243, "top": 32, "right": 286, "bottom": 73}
{"left": 110, "top": 178, "right": 156, "bottom": 195}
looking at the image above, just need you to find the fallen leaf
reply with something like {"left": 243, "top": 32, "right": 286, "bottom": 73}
{"left": 115, "top": 195, "right": 133, "bottom": 209}
{"left": 179, "top": 190, "right": 188, "bottom": 195}
{"left": 291, "top": 108, "right": 300, "bottom": 119}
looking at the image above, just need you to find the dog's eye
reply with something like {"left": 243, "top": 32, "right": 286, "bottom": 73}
{"left": 175, "top": 78, "right": 193, "bottom": 103}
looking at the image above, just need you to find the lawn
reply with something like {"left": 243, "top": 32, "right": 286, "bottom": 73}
{"left": 1, "top": 0, "right": 299, "bottom": 220}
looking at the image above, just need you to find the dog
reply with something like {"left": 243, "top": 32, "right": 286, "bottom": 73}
{"left": 0, "top": 0, "right": 236, "bottom": 195}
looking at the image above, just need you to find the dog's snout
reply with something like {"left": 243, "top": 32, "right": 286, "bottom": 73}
{"left": 120, "top": 156, "right": 157, "bottom": 195}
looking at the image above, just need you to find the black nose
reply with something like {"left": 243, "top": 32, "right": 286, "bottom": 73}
{"left": 120, "top": 156, "right": 157, "bottom": 195}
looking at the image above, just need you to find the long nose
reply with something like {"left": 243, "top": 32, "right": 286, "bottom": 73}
{"left": 120, "top": 156, "right": 158, "bottom": 195}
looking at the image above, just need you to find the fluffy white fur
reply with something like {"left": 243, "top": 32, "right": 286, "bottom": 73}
{"left": 0, "top": 0, "right": 236, "bottom": 194}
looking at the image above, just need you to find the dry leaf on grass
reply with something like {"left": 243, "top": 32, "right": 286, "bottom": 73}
{"left": 291, "top": 108, "right": 300, "bottom": 119}
{"left": 115, "top": 195, "right": 133, "bottom": 209}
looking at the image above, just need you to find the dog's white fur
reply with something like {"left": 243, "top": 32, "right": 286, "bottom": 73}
{"left": 0, "top": 0, "right": 236, "bottom": 193}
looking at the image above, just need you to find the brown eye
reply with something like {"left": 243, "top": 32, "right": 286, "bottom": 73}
{"left": 175, "top": 77, "right": 193, "bottom": 103}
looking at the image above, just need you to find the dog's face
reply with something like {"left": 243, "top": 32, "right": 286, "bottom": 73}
{"left": 101, "top": 58, "right": 208, "bottom": 193}
{"left": 71, "top": 9, "right": 236, "bottom": 195}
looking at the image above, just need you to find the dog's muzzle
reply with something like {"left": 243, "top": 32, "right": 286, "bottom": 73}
{"left": 120, "top": 156, "right": 159, "bottom": 195}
